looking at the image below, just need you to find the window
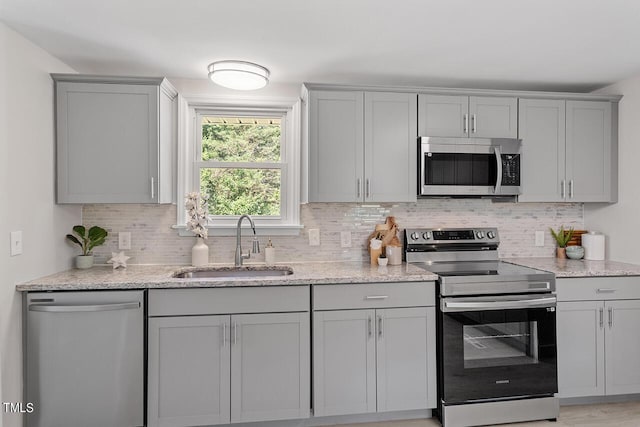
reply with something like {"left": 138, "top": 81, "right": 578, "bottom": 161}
{"left": 198, "top": 115, "right": 283, "bottom": 217}
{"left": 178, "top": 99, "right": 301, "bottom": 235}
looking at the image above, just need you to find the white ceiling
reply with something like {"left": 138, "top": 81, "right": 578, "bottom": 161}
{"left": 2, "top": 0, "right": 640, "bottom": 92}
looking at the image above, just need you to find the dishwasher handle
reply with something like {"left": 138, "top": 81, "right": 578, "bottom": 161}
{"left": 29, "top": 301, "right": 141, "bottom": 313}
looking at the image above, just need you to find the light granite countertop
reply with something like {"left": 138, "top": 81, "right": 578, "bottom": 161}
{"left": 16, "top": 261, "right": 439, "bottom": 292}
{"left": 504, "top": 258, "right": 640, "bottom": 278}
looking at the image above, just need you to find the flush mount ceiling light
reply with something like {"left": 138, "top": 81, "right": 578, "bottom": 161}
{"left": 207, "top": 60, "right": 270, "bottom": 90}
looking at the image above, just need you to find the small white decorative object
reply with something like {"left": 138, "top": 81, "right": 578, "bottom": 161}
{"left": 186, "top": 192, "right": 210, "bottom": 266}
{"left": 108, "top": 251, "right": 130, "bottom": 269}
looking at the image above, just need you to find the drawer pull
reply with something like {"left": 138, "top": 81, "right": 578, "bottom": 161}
{"left": 597, "top": 288, "right": 616, "bottom": 293}
{"left": 365, "top": 295, "right": 388, "bottom": 300}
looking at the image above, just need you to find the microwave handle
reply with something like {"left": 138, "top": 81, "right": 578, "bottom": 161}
{"left": 494, "top": 146, "right": 502, "bottom": 194}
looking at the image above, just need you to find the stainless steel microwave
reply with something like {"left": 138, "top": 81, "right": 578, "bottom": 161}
{"left": 419, "top": 137, "right": 522, "bottom": 197}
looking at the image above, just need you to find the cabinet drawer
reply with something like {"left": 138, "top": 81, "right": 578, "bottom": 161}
{"left": 557, "top": 277, "right": 640, "bottom": 301}
{"left": 149, "top": 286, "right": 309, "bottom": 316}
{"left": 313, "top": 282, "right": 435, "bottom": 310}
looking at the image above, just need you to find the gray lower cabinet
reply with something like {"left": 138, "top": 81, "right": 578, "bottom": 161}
{"left": 307, "top": 89, "right": 417, "bottom": 203}
{"left": 556, "top": 278, "right": 640, "bottom": 398}
{"left": 312, "top": 283, "right": 436, "bottom": 416}
{"left": 53, "top": 74, "right": 177, "bottom": 204}
{"left": 518, "top": 98, "right": 616, "bottom": 202}
{"left": 147, "top": 287, "right": 310, "bottom": 427}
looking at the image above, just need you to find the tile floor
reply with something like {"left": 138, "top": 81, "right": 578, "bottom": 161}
{"left": 333, "top": 401, "right": 640, "bottom": 426}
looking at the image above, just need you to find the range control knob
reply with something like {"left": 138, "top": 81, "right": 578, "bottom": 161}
{"left": 475, "top": 231, "right": 485, "bottom": 239}
{"left": 410, "top": 232, "right": 420, "bottom": 240}
{"left": 422, "top": 231, "right": 432, "bottom": 240}
{"left": 487, "top": 231, "right": 496, "bottom": 239}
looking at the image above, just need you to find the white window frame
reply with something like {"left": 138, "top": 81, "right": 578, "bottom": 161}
{"left": 176, "top": 95, "right": 302, "bottom": 236}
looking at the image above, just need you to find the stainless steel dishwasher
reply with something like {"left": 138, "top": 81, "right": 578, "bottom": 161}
{"left": 25, "top": 290, "right": 144, "bottom": 427}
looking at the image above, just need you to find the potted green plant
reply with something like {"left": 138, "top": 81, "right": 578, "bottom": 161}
{"left": 550, "top": 225, "right": 574, "bottom": 259}
{"left": 66, "top": 225, "right": 108, "bottom": 269}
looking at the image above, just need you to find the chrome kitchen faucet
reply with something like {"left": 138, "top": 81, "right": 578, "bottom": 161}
{"left": 235, "top": 214, "right": 260, "bottom": 266}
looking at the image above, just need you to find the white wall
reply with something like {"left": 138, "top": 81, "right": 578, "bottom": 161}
{"left": 584, "top": 75, "right": 640, "bottom": 264}
{"left": 0, "top": 22, "right": 82, "bottom": 427}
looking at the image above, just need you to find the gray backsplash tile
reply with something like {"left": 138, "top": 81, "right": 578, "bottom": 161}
{"left": 83, "top": 200, "right": 583, "bottom": 265}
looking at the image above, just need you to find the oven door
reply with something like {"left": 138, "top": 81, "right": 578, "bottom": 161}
{"left": 439, "top": 294, "right": 557, "bottom": 404}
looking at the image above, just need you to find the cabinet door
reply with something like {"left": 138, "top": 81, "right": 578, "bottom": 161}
{"left": 605, "top": 300, "right": 640, "bottom": 395}
{"left": 566, "top": 100, "right": 612, "bottom": 202}
{"left": 148, "top": 315, "right": 231, "bottom": 427}
{"left": 518, "top": 99, "right": 566, "bottom": 202}
{"left": 418, "top": 94, "right": 468, "bottom": 137}
{"left": 376, "top": 307, "right": 436, "bottom": 411}
{"left": 364, "top": 92, "right": 417, "bottom": 202}
{"left": 231, "top": 312, "right": 310, "bottom": 423}
{"left": 313, "top": 310, "right": 376, "bottom": 416}
{"left": 469, "top": 96, "right": 518, "bottom": 138}
{"left": 56, "top": 82, "right": 159, "bottom": 203}
{"left": 308, "top": 90, "right": 364, "bottom": 202}
{"left": 556, "top": 301, "right": 604, "bottom": 398}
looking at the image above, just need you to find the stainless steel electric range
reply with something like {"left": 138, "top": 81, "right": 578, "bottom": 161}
{"left": 404, "top": 227, "right": 559, "bottom": 427}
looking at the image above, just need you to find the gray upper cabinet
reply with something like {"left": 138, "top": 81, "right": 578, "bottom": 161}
{"left": 53, "top": 75, "right": 177, "bottom": 204}
{"left": 308, "top": 89, "right": 416, "bottom": 203}
{"left": 566, "top": 100, "right": 614, "bottom": 202}
{"left": 419, "top": 94, "right": 517, "bottom": 138}
{"left": 518, "top": 99, "right": 566, "bottom": 202}
{"left": 519, "top": 99, "right": 615, "bottom": 203}
{"left": 308, "top": 90, "right": 364, "bottom": 202}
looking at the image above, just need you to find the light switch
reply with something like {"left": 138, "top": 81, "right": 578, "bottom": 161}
{"left": 340, "top": 231, "right": 352, "bottom": 248}
{"left": 308, "top": 229, "right": 320, "bottom": 246}
{"left": 118, "top": 232, "right": 131, "bottom": 250}
{"left": 535, "top": 231, "right": 545, "bottom": 247}
{"left": 10, "top": 231, "right": 23, "bottom": 256}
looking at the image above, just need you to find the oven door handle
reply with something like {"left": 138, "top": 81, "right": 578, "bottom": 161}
{"left": 494, "top": 146, "right": 502, "bottom": 194}
{"left": 442, "top": 296, "right": 556, "bottom": 312}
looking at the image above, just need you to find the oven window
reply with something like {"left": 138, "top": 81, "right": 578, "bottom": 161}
{"left": 424, "top": 153, "right": 497, "bottom": 186}
{"left": 463, "top": 321, "right": 538, "bottom": 369}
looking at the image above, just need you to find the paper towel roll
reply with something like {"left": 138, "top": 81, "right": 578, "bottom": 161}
{"left": 583, "top": 231, "right": 605, "bottom": 260}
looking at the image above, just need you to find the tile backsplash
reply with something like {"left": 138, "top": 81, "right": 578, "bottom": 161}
{"left": 83, "top": 200, "right": 583, "bottom": 265}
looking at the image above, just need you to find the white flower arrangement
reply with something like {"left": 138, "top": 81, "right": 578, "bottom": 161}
{"left": 185, "top": 192, "right": 209, "bottom": 239}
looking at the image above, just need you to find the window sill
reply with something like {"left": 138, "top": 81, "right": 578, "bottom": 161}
{"left": 173, "top": 224, "right": 303, "bottom": 237}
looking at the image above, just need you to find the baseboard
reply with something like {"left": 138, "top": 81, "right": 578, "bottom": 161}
{"left": 560, "top": 394, "right": 640, "bottom": 406}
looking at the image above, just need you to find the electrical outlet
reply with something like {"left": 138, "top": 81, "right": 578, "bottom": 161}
{"left": 10, "top": 231, "right": 22, "bottom": 256}
{"left": 340, "top": 231, "right": 352, "bottom": 248}
{"left": 535, "top": 231, "right": 545, "bottom": 247}
{"left": 308, "top": 229, "right": 320, "bottom": 246}
{"left": 118, "top": 232, "right": 132, "bottom": 250}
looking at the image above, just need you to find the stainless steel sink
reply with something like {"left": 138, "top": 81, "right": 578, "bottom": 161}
{"left": 173, "top": 266, "right": 293, "bottom": 279}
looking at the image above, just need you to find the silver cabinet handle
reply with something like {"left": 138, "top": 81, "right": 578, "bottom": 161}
{"left": 472, "top": 114, "right": 477, "bottom": 133}
{"left": 597, "top": 288, "right": 616, "bottom": 294}
{"left": 368, "top": 316, "right": 372, "bottom": 338}
{"left": 365, "top": 295, "right": 389, "bottom": 300}
{"left": 356, "top": 178, "right": 361, "bottom": 198}
{"left": 233, "top": 322, "right": 238, "bottom": 345}
{"left": 29, "top": 302, "right": 140, "bottom": 313}
{"left": 223, "top": 322, "right": 227, "bottom": 347}
{"left": 569, "top": 179, "right": 574, "bottom": 198}
{"left": 463, "top": 114, "right": 469, "bottom": 134}
{"left": 378, "top": 315, "right": 383, "bottom": 338}
{"left": 608, "top": 307, "right": 613, "bottom": 328}
{"left": 151, "top": 177, "right": 155, "bottom": 199}
{"left": 494, "top": 146, "right": 502, "bottom": 194}
{"left": 561, "top": 180, "right": 566, "bottom": 199}
{"left": 365, "top": 179, "right": 370, "bottom": 198}
{"left": 599, "top": 307, "right": 604, "bottom": 329}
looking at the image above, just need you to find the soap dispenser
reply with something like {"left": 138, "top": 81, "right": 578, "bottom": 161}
{"left": 265, "top": 238, "right": 275, "bottom": 266}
